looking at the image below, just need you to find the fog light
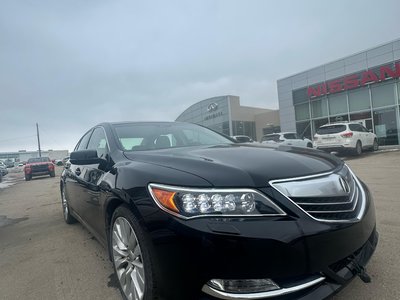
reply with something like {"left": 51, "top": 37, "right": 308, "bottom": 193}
{"left": 207, "top": 278, "right": 280, "bottom": 293}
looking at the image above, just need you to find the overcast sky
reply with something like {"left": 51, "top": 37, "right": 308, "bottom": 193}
{"left": 1, "top": 0, "right": 399, "bottom": 152}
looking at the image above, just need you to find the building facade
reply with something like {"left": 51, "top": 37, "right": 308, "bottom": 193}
{"left": 176, "top": 95, "right": 280, "bottom": 141}
{"left": 278, "top": 39, "right": 400, "bottom": 145}
{"left": 0, "top": 150, "right": 69, "bottom": 164}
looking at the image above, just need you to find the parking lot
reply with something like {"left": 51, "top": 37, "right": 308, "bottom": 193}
{"left": 0, "top": 150, "right": 399, "bottom": 300}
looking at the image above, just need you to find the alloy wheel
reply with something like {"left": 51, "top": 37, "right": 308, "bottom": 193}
{"left": 356, "top": 141, "right": 362, "bottom": 155}
{"left": 112, "top": 217, "right": 145, "bottom": 300}
{"left": 373, "top": 140, "right": 379, "bottom": 151}
{"left": 62, "top": 188, "right": 69, "bottom": 220}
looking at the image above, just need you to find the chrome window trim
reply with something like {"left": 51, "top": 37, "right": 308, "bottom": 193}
{"left": 269, "top": 164, "right": 366, "bottom": 223}
{"left": 201, "top": 276, "right": 325, "bottom": 299}
{"left": 148, "top": 183, "right": 287, "bottom": 220}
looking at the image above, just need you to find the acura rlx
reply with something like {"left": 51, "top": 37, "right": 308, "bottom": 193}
{"left": 60, "top": 122, "right": 378, "bottom": 300}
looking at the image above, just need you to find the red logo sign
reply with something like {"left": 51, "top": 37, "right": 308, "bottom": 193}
{"left": 307, "top": 62, "right": 400, "bottom": 99}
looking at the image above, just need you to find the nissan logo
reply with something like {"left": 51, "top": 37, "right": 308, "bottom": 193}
{"left": 339, "top": 177, "right": 350, "bottom": 194}
{"left": 207, "top": 102, "right": 219, "bottom": 112}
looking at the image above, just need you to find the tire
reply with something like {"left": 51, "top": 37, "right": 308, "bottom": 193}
{"left": 110, "top": 205, "right": 158, "bottom": 300}
{"left": 25, "top": 174, "right": 32, "bottom": 181}
{"left": 50, "top": 171, "right": 55, "bottom": 177}
{"left": 354, "top": 141, "right": 362, "bottom": 156}
{"left": 307, "top": 143, "right": 313, "bottom": 148}
{"left": 61, "top": 185, "right": 77, "bottom": 224}
{"left": 372, "top": 139, "right": 379, "bottom": 151}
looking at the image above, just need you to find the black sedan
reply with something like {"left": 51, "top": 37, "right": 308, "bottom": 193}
{"left": 60, "top": 122, "right": 378, "bottom": 300}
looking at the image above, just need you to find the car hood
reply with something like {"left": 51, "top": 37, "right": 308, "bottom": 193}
{"left": 123, "top": 144, "right": 343, "bottom": 187}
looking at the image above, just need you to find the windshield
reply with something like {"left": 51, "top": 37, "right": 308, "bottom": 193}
{"left": 113, "top": 123, "right": 233, "bottom": 151}
{"left": 27, "top": 157, "right": 51, "bottom": 163}
{"left": 317, "top": 125, "right": 346, "bottom": 135}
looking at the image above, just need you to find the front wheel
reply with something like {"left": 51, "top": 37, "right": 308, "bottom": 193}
{"left": 50, "top": 171, "right": 55, "bottom": 177}
{"left": 110, "top": 205, "right": 158, "bottom": 300}
{"left": 25, "top": 174, "right": 32, "bottom": 181}
{"left": 372, "top": 139, "right": 379, "bottom": 151}
{"left": 61, "top": 186, "right": 76, "bottom": 224}
{"left": 306, "top": 142, "right": 313, "bottom": 148}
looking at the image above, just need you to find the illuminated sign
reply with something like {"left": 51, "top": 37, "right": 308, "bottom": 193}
{"left": 307, "top": 62, "right": 400, "bottom": 99}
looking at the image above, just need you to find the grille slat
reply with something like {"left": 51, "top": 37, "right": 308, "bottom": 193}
{"left": 270, "top": 166, "right": 365, "bottom": 222}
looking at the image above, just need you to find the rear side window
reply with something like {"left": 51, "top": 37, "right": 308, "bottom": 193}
{"left": 349, "top": 124, "right": 364, "bottom": 132}
{"left": 283, "top": 133, "right": 297, "bottom": 139}
{"left": 316, "top": 125, "right": 346, "bottom": 135}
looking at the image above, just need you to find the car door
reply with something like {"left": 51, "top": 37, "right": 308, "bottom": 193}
{"left": 361, "top": 125, "right": 374, "bottom": 146}
{"left": 283, "top": 133, "right": 297, "bottom": 146}
{"left": 65, "top": 129, "right": 93, "bottom": 216}
{"left": 355, "top": 124, "right": 370, "bottom": 147}
{"left": 78, "top": 127, "right": 110, "bottom": 236}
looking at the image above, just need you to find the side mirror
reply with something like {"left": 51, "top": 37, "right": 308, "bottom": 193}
{"left": 70, "top": 150, "right": 103, "bottom": 165}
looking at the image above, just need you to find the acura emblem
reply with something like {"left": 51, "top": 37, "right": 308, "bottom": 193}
{"left": 207, "top": 102, "right": 219, "bottom": 112}
{"left": 339, "top": 177, "right": 350, "bottom": 194}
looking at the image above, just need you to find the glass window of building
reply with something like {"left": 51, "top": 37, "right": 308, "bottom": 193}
{"left": 311, "top": 98, "right": 328, "bottom": 118}
{"left": 296, "top": 121, "right": 312, "bottom": 139}
{"left": 348, "top": 87, "right": 370, "bottom": 112}
{"left": 294, "top": 103, "right": 310, "bottom": 121}
{"left": 328, "top": 93, "right": 347, "bottom": 115}
{"left": 373, "top": 108, "right": 398, "bottom": 145}
{"left": 371, "top": 82, "right": 395, "bottom": 108}
{"left": 292, "top": 88, "right": 308, "bottom": 105}
{"left": 329, "top": 114, "right": 348, "bottom": 123}
{"left": 313, "top": 118, "right": 329, "bottom": 134}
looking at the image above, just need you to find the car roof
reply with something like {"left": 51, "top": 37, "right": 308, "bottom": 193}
{"left": 263, "top": 132, "right": 296, "bottom": 136}
{"left": 319, "top": 122, "right": 365, "bottom": 127}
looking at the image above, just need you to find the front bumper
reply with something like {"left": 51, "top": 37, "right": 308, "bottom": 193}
{"left": 135, "top": 182, "right": 377, "bottom": 300}
{"left": 200, "top": 228, "right": 378, "bottom": 300}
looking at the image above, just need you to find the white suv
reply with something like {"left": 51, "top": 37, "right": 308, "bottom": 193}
{"left": 314, "top": 122, "right": 378, "bottom": 155}
{"left": 260, "top": 132, "right": 313, "bottom": 148}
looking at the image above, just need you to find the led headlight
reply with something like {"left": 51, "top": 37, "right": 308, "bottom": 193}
{"left": 148, "top": 184, "right": 286, "bottom": 218}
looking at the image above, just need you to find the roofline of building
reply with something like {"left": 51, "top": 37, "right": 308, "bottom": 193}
{"left": 277, "top": 37, "right": 400, "bottom": 82}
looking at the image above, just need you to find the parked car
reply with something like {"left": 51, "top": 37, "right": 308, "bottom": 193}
{"left": 232, "top": 135, "right": 254, "bottom": 143}
{"left": 314, "top": 122, "right": 378, "bottom": 155}
{"left": 260, "top": 132, "right": 313, "bottom": 148}
{"left": 24, "top": 157, "right": 55, "bottom": 181}
{"left": 0, "top": 164, "right": 8, "bottom": 176}
{"left": 4, "top": 159, "right": 14, "bottom": 168}
{"left": 60, "top": 122, "right": 378, "bottom": 300}
{"left": 62, "top": 156, "right": 70, "bottom": 166}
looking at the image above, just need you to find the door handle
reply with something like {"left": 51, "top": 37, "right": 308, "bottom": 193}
{"left": 75, "top": 168, "right": 81, "bottom": 176}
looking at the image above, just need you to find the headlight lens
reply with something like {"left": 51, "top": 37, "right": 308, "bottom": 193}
{"left": 148, "top": 184, "right": 286, "bottom": 218}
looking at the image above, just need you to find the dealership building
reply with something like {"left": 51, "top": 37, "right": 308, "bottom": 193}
{"left": 278, "top": 38, "right": 400, "bottom": 145}
{"left": 0, "top": 149, "right": 69, "bottom": 164}
{"left": 176, "top": 95, "right": 280, "bottom": 141}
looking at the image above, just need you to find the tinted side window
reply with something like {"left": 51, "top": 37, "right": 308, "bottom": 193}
{"left": 87, "top": 127, "right": 108, "bottom": 159}
{"left": 349, "top": 124, "right": 363, "bottom": 132}
{"left": 76, "top": 130, "right": 93, "bottom": 151}
{"left": 283, "top": 133, "right": 297, "bottom": 139}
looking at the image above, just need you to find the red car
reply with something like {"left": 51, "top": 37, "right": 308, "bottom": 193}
{"left": 24, "top": 157, "right": 55, "bottom": 181}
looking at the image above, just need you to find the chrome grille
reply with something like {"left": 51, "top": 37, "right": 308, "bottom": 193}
{"left": 270, "top": 165, "right": 365, "bottom": 222}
